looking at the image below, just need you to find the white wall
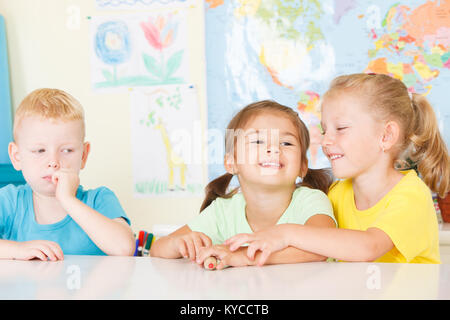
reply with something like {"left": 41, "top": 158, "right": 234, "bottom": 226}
{"left": 0, "top": 0, "right": 208, "bottom": 233}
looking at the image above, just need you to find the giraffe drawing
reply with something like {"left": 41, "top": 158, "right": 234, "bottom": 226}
{"left": 154, "top": 118, "right": 186, "bottom": 191}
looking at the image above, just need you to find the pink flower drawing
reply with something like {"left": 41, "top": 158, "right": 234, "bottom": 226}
{"left": 140, "top": 15, "right": 178, "bottom": 51}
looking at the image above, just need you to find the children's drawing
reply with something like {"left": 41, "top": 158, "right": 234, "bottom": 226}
{"left": 94, "top": 20, "right": 131, "bottom": 84}
{"left": 130, "top": 85, "right": 204, "bottom": 197}
{"left": 140, "top": 15, "right": 184, "bottom": 84}
{"left": 154, "top": 118, "right": 187, "bottom": 190}
{"left": 90, "top": 12, "right": 188, "bottom": 91}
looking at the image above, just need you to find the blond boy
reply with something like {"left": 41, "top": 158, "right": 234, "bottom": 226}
{"left": 0, "top": 88, "right": 135, "bottom": 260}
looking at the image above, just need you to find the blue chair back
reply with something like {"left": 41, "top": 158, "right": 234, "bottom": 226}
{"left": 0, "top": 15, "right": 25, "bottom": 187}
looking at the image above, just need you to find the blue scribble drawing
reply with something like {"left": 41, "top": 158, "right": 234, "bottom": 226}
{"left": 95, "top": 20, "right": 131, "bottom": 83}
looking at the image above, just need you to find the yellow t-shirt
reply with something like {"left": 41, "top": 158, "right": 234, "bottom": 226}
{"left": 328, "top": 170, "right": 440, "bottom": 264}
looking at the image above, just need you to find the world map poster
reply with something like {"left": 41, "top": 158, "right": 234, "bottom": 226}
{"left": 204, "top": 0, "right": 450, "bottom": 180}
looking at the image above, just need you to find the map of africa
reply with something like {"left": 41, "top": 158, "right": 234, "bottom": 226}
{"left": 204, "top": 0, "right": 450, "bottom": 180}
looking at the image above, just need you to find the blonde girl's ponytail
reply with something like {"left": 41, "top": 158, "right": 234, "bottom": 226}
{"left": 409, "top": 93, "right": 450, "bottom": 198}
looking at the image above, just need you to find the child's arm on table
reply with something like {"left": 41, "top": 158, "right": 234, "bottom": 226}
{"left": 0, "top": 185, "right": 64, "bottom": 261}
{"left": 53, "top": 169, "right": 135, "bottom": 256}
{"left": 227, "top": 224, "right": 394, "bottom": 265}
{"left": 255, "top": 214, "right": 336, "bottom": 264}
{"left": 150, "top": 225, "right": 212, "bottom": 260}
{"left": 0, "top": 239, "right": 63, "bottom": 261}
{"left": 197, "top": 214, "right": 336, "bottom": 269}
{"left": 197, "top": 245, "right": 324, "bottom": 270}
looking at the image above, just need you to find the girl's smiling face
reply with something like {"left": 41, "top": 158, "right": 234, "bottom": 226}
{"left": 320, "top": 92, "right": 385, "bottom": 179}
{"left": 227, "top": 111, "right": 304, "bottom": 190}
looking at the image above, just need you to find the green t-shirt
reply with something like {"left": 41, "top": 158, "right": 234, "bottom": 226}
{"left": 188, "top": 186, "right": 336, "bottom": 245}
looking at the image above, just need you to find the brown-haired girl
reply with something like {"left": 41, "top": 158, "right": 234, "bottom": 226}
{"left": 227, "top": 73, "right": 449, "bottom": 265}
{"left": 150, "top": 100, "right": 337, "bottom": 268}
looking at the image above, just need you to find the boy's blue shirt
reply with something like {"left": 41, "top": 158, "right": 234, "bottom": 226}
{"left": 0, "top": 183, "right": 130, "bottom": 255}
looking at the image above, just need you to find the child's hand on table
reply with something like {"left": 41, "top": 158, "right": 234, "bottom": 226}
{"left": 172, "top": 231, "right": 212, "bottom": 261}
{"left": 14, "top": 240, "right": 64, "bottom": 261}
{"left": 225, "top": 225, "right": 290, "bottom": 266}
{"left": 196, "top": 244, "right": 252, "bottom": 270}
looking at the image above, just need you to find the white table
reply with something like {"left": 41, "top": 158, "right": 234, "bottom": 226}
{"left": 0, "top": 255, "right": 449, "bottom": 300}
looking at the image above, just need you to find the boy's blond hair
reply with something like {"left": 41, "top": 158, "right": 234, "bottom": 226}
{"left": 13, "top": 88, "right": 85, "bottom": 141}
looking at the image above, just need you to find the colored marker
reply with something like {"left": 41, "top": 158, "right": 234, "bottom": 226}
{"left": 143, "top": 233, "right": 153, "bottom": 256}
{"left": 133, "top": 239, "right": 139, "bottom": 256}
{"left": 138, "top": 231, "right": 144, "bottom": 256}
{"left": 143, "top": 231, "right": 148, "bottom": 249}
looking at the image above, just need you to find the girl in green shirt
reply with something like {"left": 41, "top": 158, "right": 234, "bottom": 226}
{"left": 150, "top": 100, "right": 337, "bottom": 268}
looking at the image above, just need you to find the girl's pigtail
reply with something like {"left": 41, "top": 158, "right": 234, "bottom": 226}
{"left": 301, "top": 168, "right": 334, "bottom": 194}
{"left": 409, "top": 94, "right": 450, "bottom": 198}
{"left": 199, "top": 173, "right": 237, "bottom": 212}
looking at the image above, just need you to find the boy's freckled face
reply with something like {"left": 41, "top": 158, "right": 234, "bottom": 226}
{"left": 13, "top": 116, "right": 87, "bottom": 196}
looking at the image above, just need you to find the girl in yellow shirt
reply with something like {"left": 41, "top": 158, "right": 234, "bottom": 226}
{"left": 226, "top": 73, "right": 449, "bottom": 264}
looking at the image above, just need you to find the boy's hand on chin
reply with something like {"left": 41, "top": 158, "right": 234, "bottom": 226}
{"left": 52, "top": 168, "right": 80, "bottom": 202}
